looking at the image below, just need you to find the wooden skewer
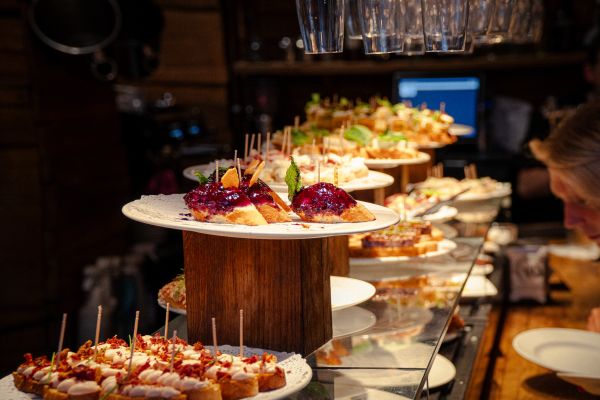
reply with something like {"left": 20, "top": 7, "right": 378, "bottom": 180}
{"left": 94, "top": 305, "right": 102, "bottom": 359}
{"left": 212, "top": 317, "right": 218, "bottom": 355}
{"left": 170, "top": 330, "right": 178, "bottom": 372}
{"left": 334, "top": 167, "right": 339, "bottom": 186}
{"left": 265, "top": 132, "right": 271, "bottom": 167}
{"left": 233, "top": 150, "right": 238, "bottom": 166}
{"left": 401, "top": 196, "right": 406, "bottom": 222}
{"left": 244, "top": 134, "right": 249, "bottom": 162}
{"left": 237, "top": 158, "right": 242, "bottom": 182}
{"left": 257, "top": 134, "right": 262, "bottom": 158}
{"left": 464, "top": 165, "right": 470, "bottom": 180}
{"left": 249, "top": 134, "right": 256, "bottom": 158}
{"left": 287, "top": 128, "right": 292, "bottom": 156}
{"left": 316, "top": 159, "right": 321, "bottom": 183}
{"left": 294, "top": 116, "right": 300, "bottom": 129}
{"left": 127, "top": 311, "right": 140, "bottom": 375}
{"left": 312, "top": 139, "right": 316, "bottom": 158}
{"left": 470, "top": 163, "right": 478, "bottom": 179}
{"left": 55, "top": 313, "right": 67, "bottom": 368}
{"left": 420, "top": 102, "right": 427, "bottom": 110}
{"left": 215, "top": 161, "right": 220, "bottom": 183}
{"left": 281, "top": 128, "right": 288, "bottom": 156}
{"left": 239, "top": 309, "right": 244, "bottom": 358}
{"left": 164, "top": 303, "right": 170, "bottom": 338}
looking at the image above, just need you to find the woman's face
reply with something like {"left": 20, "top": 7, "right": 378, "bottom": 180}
{"left": 549, "top": 168, "right": 600, "bottom": 244}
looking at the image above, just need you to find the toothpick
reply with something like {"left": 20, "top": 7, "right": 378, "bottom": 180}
{"left": 339, "top": 131, "right": 345, "bottom": 155}
{"left": 281, "top": 128, "right": 288, "bottom": 156}
{"left": 127, "top": 311, "right": 140, "bottom": 375}
{"left": 317, "top": 159, "right": 321, "bottom": 183}
{"left": 215, "top": 161, "right": 220, "bottom": 182}
{"left": 170, "top": 330, "right": 177, "bottom": 372}
{"left": 464, "top": 165, "right": 470, "bottom": 180}
{"left": 55, "top": 313, "right": 67, "bottom": 368}
{"left": 257, "top": 134, "right": 262, "bottom": 158}
{"left": 239, "top": 310, "right": 244, "bottom": 358}
{"left": 233, "top": 150, "right": 238, "bottom": 166}
{"left": 470, "top": 164, "right": 478, "bottom": 179}
{"left": 287, "top": 129, "right": 292, "bottom": 156}
{"left": 164, "top": 303, "right": 170, "bottom": 338}
{"left": 440, "top": 102, "right": 446, "bottom": 114}
{"left": 421, "top": 102, "right": 427, "bottom": 110}
{"left": 244, "top": 134, "right": 249, "bottom": 161}
{"left": 249, "top": 134, "right": 255, "bottom": 158}
{"left": 94, "top": 306, "right": 102, "bottom": 359}
{"left": 334, "top": 167, "right": 339, "bottom": 186}
{"left": 211, "top": 317, "right": 218, "bottom": 355}
{"left": 312, "top": 139, "right": 316, "bottom": 158}
{"left": 237, "top": 158, "right": 242, "bottom": 182}
{"left": 294, "top": 116, "right": 300, "bottom": 129}
{"left": 265, "top": 132, "right": 271, "bottom": 167}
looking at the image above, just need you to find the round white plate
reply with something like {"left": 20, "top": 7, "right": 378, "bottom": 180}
{"left": 471, "top": 263, "right": 494, "bottom": 276}
{"left": 462, "top": 276, "right": 498, "bottom": 297}
{"left": 350, "top": 239, "right": 457, "bottom": 267}
{"left": 363, "top": 152, "right": 431, "bottom": 169}
{"left": 512, "top": 328, "right": 600, "bottom": 376}
{"left": 449, "top": 124, "right": 474, "bottom": 136}
{"left": 158, "top": 278, "right": 376, "bottom": 315}
{"left": 417, "top": 206, "right": 458, "bottom": 223}
{"left": 455, "top": 183, "right": 512, "bottom": 201}
{"left": 122, "top": 194, "right": 399, "bottom": 240}
{"left": 426, "top": 354, "right": 457, "bottom": 389}
{"left": 331, "top": 276, "right": 376, "bottom": 311}
{"left": 1, "top": 346, "right": 312, "bottom": 400}
{"left": 328, "top": 353, "right": 455, "bottom": 390}
{"left": 332, "top": 306, "right": 377, "bottom": 338}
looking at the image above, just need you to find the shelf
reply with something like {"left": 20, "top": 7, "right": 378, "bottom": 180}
{"left": 232, "top": 51, "right": 585, "bottom": 77}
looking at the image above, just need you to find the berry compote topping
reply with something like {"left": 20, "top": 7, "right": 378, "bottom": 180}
{"left": 240, "top": 176, "right": 277, "bottom": 207}
{"left": 291, "top": 182, "right": 356, "bottom": 217}
{"left": 184, "top": 182, "right": 252, "bottom": 214}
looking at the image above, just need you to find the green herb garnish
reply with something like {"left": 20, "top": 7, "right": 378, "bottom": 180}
{"left": 379, "top": 130, "right": 407, "bottom": 143}
{"left": 344, "top": 124, "right": 373, "bottom": 147}
{"left": 193, "top": 170, "right": 208, "bottom": 185}
{"left": 291, "top": 128, "right": 310, "bottom": 145}
{"left": 285, "top": 157, "right": 303, "bottom": 201}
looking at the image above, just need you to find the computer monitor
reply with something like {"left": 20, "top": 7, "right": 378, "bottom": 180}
{"left": 393, "top": 75, "right": 481, "bottom": 139}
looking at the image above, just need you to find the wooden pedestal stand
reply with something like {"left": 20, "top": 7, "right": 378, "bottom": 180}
{"left": 183, "top": 232, "right": 348, "bottom": 355}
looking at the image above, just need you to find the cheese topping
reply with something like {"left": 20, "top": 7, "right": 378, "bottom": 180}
{"left": 56, "top": 378, "right": 76, "bottom": 392}
{"left": 67, "top": 381, "right": 101, "bottom": 396}
{"left": 138, "top": 368, "right": 163, "bottom": 384}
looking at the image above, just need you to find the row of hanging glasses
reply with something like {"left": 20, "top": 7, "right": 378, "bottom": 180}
{"left": 295, "top": 0, "right": 543, "bottom": 55}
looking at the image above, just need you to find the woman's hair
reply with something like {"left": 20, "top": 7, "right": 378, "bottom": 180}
{"left": 530, "top": 101, "right": 600, "bottom": 200}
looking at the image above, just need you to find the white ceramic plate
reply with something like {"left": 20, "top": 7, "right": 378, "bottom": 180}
{"left": 158, "top": 279, "right": 376, "bottom": 316}
{"left": 0, "top": 346, "right": 312, "bottom": 400}
{"left": 363, "top": 152, "right": 431, "bottom": 169}
{"left": 417, "top": 206, "right": 458, "bottom": 223}
{"left": 448, "top": 124, "right": 474, "bottom": 136}
{"left": 512, "top": 328, "right": 600, "bottom": 376}
{"left": 426, "top": 354, "right": 457, "bottom": 389}
{"left": 471, "top": 263, "right": 494, "bottom": 276}
{"left": 331, "top": 276, "right": 376, "bottom": 311}
{"left": 122, "top": 194, "right": 399, "bottom": 240}
{"left": 332, "top": 306, "right": 377, "bottom": 338}
{"left": 329, "top": 353, "right": 455, "bottom": 390}
{"left": 350, "top": 239, "right": 457, "bottom": 267}
{"left": 462, "top": 275, "right": 498, "bottom": 297}
{"left": 557, "top": 372, "right": 600, "bottom": 395}
{"left": 455, "top": 183, "right": 512, "bottom": 202}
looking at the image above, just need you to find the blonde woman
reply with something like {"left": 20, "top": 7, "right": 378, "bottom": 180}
{"left": 530, "top": 101, "right": 600, "bottom": 333}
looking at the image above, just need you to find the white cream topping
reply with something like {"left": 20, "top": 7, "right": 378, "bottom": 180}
{"left": 157, "top": 372, "right": 181, "bottom": 387}
{"left": 179, "top": 377, "right": 209, "bottom": 391}
{"left": 33, "top": 367, "right": 50, "bottom": 380}
{"left": 124, "top": 384, "right": 181, "bottom": 398}
{"left": 130, "top": 354, "right": 151, "bottom": 368}
{"left": 181, "top": 359, "right": 203, "bottom": 365}
{"left": 105, "top": 348, "right": 128, "bottom": 363}
{"left": 138, "top": 368, "right": 163, "bottom": 384}
{"left": 231, "top": 369, "right": 254, "bottom": 381}
{"left": 101, "top": 376, "right": 118, "bottom": 392}
{"left": 101, "top": 367, "right": 124, "bottom": 377}
{"left": 57, "top": 378, "right": 76, "bottom": 392}
{"left": 67, "top": 381, "right": 100, "bottom": 395}
{"left": 22, "top": 366, "right": 36, "bottom": 377}
{"left": 205, "top": 365, "right": 219, "bottom": 380}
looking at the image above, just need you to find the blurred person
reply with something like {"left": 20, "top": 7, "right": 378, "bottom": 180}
{"left": 530, "top": 101, "right": 600, "bottom": 333}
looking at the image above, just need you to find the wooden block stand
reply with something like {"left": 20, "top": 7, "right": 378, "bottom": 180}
{"left": 183, "top": 232, "right": 348, "bottom": 355}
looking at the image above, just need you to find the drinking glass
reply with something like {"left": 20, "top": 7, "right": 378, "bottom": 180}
{"left": 400, "top": 0, "right": 425, "bottom": 55}
{"left": 468, "top": 0, "right": 495, "bottom": 45}
{"left": 296, "top": 0, "right": 345, "bottom": 53}
{"left": 527, "top": 0, "right": 543, "bottom": 43}
{"left": 345, "top": 0, "right": 362, "bottom": 39}
{"left": 486, "top": 0, "right": 516, "bottom": 44}
{"left": 358, "top": 0, "right": 404, "bottom": 54}
{"left": 420, "top": 0, "right": 469, "bottom": 52}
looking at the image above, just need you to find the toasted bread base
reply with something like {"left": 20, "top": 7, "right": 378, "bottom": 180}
{"left": 190, "top": 205, "right": 267, "bottom": 226}
{"left": 158, "top": 281, "right": 186, "bottom": 311}
{"left": 44, "top": 387, "right": 100, "bottom": 400}
{"left": 257, "top": 371, "right": 286, "bottom": 392}
{"left": 295, "top": 203, "right": 375, "bottom": 223}
{"left": 349, "top": 240, "right": 438, "bottom": 257}
{"left": 255, "top": 204, "right": 291, "bottom": 223}
{"left": 219, "top": 377, "right": 258, "bottom": 400}
{"left": 186, "top": 382, "right": 222, "bottom": 400}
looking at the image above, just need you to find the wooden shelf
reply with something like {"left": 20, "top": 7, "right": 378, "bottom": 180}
{"left": 232, "top": 51, "right": 585, "bottom": 77}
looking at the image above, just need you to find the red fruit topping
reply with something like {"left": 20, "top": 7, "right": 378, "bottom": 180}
{"left": 184, "top": 182, "right": 252, "bottom": 214}
{"left": 291, "top": 182, "right": 356, "bottom": 217}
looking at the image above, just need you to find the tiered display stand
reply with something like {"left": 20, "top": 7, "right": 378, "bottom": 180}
{"left": 122, "top": 194, "right": 398, "bottom": 355}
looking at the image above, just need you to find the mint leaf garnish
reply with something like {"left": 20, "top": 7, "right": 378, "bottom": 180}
{"left": 285, "top": 157, "right": 302, "bottom": 202}
{"left": 193, "top": 170, "right": 208, "bottom": 185}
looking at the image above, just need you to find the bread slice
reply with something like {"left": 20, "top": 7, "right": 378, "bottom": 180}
{"left": 295, "top": 203, "right": 374, "bottom": 223}
{"left": 218, "top": 377, "right": 259, "bottom": 400}
{"left": 190, "top": 205, "right": 267, "bottom": 226}
{"left": 185, "top": 381, "right": 222, "bottom": 400}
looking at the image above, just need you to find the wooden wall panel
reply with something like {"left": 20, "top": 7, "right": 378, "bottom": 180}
{"left": 0, "top": 108, "right": 35, "bottom": 145}
{"left": 0, "top": 17, "right": 25, "bottom": 51}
